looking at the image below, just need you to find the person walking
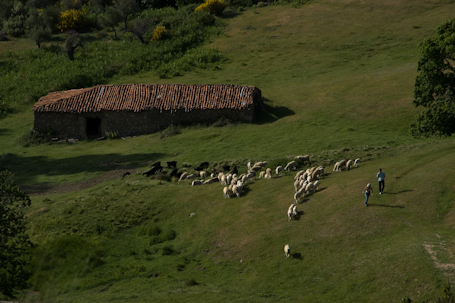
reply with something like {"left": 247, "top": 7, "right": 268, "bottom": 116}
{"left": 377, "top": 168, "right": 385, "bottom": 194}
{"left": 362, "top": 183, "right": 373, "bottom": 207}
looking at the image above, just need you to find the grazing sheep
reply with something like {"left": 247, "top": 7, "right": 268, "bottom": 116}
{"left": 265, "top": 168, "right": 272, "bottom": 179}
{"left": 241, "top": 174, "right": 249, "bottom": 183}
{"left": 230, "top": 165, "right": 238, "bottom": 175}
{"left": 294, "top": 155, "right": 310, "bottom": 164}
{"left": 294, "top": 179, "right": 301, "bottom": 192}
{"left": 223, "top": 186, "right": 233, "bottom": 198}
{"left": 222, "top": 164, "right": 231, "bottom": 171}
{"left": 305, "top": 182, "right": 314, "bottom": 193}
{"left": 292, "top": 205, "right": 298, "bottom": 218}
{"left": 246, "top": 171, "right": 256, "bottom": 180}
{"left": 333, "top": 160, "right": 346, "bottom": 172}
{"left": 166, "top": 161, "right": 177, "bottom": 168}
{"left": 294, "top": 186, "right": 307, "bottom": 204}
{"left": 236, "top": 180, "right": 244, "bottom": 193}
{"left": 275, "top": 166, "right": 283, "bottom": 177}
{"left": 143, "top": 165, "right": 163, "bottom": 177}
{"left": 179, "top": 172, "right": 189, "bottom": 181}
{"left": 192, "top": 180, "right": 203, "bottom": 186}
{"left": 287, "top": 204, "right": 295, "bottom": 221}
{"left": 169, "top": 168, "right": 179, "bottom": 178}
{"left": 311, "top": 168, "right": 323, "bottom": 180}
{"left": 150, "top": 161, "right": 161, "bottom": 168}
{"left": 294, "top": 170, "right": 305, "bottom": 180}
{"left": 195, "top": 162, "right": 209, "bottom": 171}
{"left": 203, "top": 178, "right": 215, "bottom": 185}
{"left": 232, "top": 185, "right": 241, "bottom": 197}
{"left": 284, "top": 161, "right": 297, "bottom": 171}
{"left": 186, "top": 174, "right": 195, "bottom": 179}
{"left": 313, "top": 180, "right": 320, "bottom": 192}
{"left": 284, "top": 244, "right": 291, "bottom": 258}
{"left": 354, "top": 158, "right": 361, "bottom": 167}
{"left": 200, "top": 171, "right": 207, "bottom": 179}
{"left": 259, "top": 171, "right": 266, "bottom": 179}
{"left": 247, "top": 161, "right": 252, "bottom": 171}
{"left": 346, "top": 159, "right": 353, "bottom": 171}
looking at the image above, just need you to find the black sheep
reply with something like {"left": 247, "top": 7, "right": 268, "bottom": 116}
{"left": 167, "top": 161, "right": 177, "bottom": 168}
{"left": 169, "top": 168, "right": 179, "bottom": 178}
{"left": 143, "top": 165, "right": 163, "bottom": 177}
{"left": 230, "top": 165, "right": 238, "bottom": 175}
{"left": 195, "top": 162, "right": 209, "bottom": 171}
{"left": 150, "top": 161, "right": 161, "bottom": 168}
{"left": 222, "top": 164, "right": 231, "bottom": 171}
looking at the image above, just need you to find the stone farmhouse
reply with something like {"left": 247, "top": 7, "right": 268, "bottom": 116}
{"left": 33, "top": 84, "right": 263, "bottom": 138}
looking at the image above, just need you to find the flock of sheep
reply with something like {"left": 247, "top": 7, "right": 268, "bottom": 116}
{"left": 139, "top": 154, "right": 361, "bottom": 260}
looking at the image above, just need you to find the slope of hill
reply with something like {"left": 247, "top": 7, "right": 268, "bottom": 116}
{"left": 1, "top": 0, "right": 455, "bottom": 302}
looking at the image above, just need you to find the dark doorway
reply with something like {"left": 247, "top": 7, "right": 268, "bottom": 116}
{"left": 86, "top": 118, "right": 101, "bottom": 138}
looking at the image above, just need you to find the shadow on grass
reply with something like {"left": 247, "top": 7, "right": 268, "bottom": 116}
{"left": 384, "top": 190, "right": 414, "bottom": 194}
{"left": 368, "top": 203, "right": 404, "bottom": 208}
{"left": 0, "top": 152, "right": 167, "bottom": 186}
{"left": 254, "top": 98, "right": 295, "bottom": 124}
{"left": 292, "top": 252, "right": 303, "bottom": 260}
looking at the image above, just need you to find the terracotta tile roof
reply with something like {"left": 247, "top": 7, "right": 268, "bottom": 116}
{"left": 33, "top": 84, "right": 260, "bottom": 113}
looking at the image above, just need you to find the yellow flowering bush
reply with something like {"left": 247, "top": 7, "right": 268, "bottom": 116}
{"left": 57, "top": 8, "right": 86, "bottom": 32}
{"left": 151, "top": 26, "right": 167, "bottom": 41}
{"left": 195, "top": 0, "right": 226, "bottom": 15}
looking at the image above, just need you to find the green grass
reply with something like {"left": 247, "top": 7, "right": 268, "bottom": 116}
{"left": 2, "top": 0, "right": 455, "bottom": 302}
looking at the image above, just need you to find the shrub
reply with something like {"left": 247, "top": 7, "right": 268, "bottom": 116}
{"left": 151, "top": 26, "right": 167, "bottom": 41}
{"left": 18, "top": 129, "right": 55, "bottom": 147}
{"left": 195, "top": 0, "right": 227, "bottom": 15}
{"left": 160, "top": 124, "right": 181, "bottom": 139}
{"left": 57, "top": 8, "right": 87, "bottom": 32}
{"left": 161, "top": 245, "right": 174, "bottom": 255}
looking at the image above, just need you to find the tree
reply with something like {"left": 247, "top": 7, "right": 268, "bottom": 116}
{"left": 127, "top": 17, "right": 152, "bottom": 43}
{"left": 411, "top": 19, "right": 455, "bottom": 137}
{"left": 26, "top": 8, "right": 53, "bottom": 48}
{"left": 0, "top": 170, "right": 32, "bottom": 299}
{"left": 100, "top": 6, "right": 123, "bottom": 40}
{"left": 63, "top": 33, "right": 83, "bottom": 61}
{"left": 113, "top": 0, "right": 139, "bottom": 29}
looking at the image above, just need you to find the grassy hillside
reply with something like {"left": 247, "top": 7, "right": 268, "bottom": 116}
{"left": 1, "top": 0, "right": 455, "bottom": 302}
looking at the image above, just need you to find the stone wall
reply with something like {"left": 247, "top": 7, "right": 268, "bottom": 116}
{"left": 34, "top": 106, "right": 256, "bottom": 139}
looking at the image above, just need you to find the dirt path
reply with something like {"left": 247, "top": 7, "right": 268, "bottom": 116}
{"left": 21, "top": 168, "right": 134, "bottom": 196}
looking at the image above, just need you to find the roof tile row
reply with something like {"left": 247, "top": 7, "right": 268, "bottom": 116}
{"left": 33, "top": 84, "right": 259, "bottom": 113}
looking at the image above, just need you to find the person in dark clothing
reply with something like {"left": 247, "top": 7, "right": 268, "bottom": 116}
{"left": 377, "top": 168, "right": 385, "bottom": 194}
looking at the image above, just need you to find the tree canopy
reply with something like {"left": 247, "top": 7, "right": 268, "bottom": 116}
{"left": 0, "top": 170, "right": 32, "bottom": 298}
{"left": 411, "top": 19, "right": 455, "bottom": 137}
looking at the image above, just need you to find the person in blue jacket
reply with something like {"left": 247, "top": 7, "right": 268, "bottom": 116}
{"left": 377, "top": 168, "right": 385, "bottom": 194}
{"left": 362, "top": 183, "right": 373, "bottom": 207}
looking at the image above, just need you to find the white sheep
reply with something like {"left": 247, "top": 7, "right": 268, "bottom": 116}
{"left": 287, "top": 204, "right": 294, "bottom": 221}
{"left": 292, "top": 205, "right": 298, "bottom": 217}
{"left": 179, "top": 172, "right": 189, "bottom": 181}
{"left": 311, "top": 167, "right": 323, "bottom": 180}
{"left": 223, "top": 186, "right": 233, "bottom": 198}
{"left": 294, "top": 155, "right": 310, "bottom": 164}
{"left": 305, "top": 182, "right": 314, "bottom": 193}
{"left": 346, "top": 159, "right": 353, "bottom": 171}
{"left": 313, "top": 180, "right": 320, "bottom": 192}
{"left": 354, "top": 158, "right": 361, "bottom": 167}
{"left": 284, "top": 161, "right": 297, "bottom": 171}
{"left": 294, "top": 186, "right": 306, "bottom": 203}
{"left": 246, "top": 171, "right": 256, "bottom": 180}
{"left": 220, "top": 174, "right": 227, "bottom": 186}
{"left": 265, "top": 168, "right": 272, "bottom": 179}
{"left": 275, "top": 166, "right": 283, "bottom": 177}
{"left": 247, "top": 161, "right": 252, "bottom": 171}
{"left": 232, "top": 185, "right": 241, "bottom": 197}
{"left": 259, "top": 171, "right": 266, "bottom": 179}
{"left": 284, "top": 244, "right": 291, "bottom": 258}
{"left": 203, "top": 178, "right": 214, "bottom": 185}
{"left": 294, "top": 170, "right": 305, "bottom": 180}
{"left": 294, "top": 179, "right": 301, "bottom": 192}
{"left": 191, "top": 180, "right": 203, "bottom": 186}
{"left": 333, "top": 160, "right": 346, "bottom": 172}
{"left": 200, "top": 171, "right": 207, "bottom": 179}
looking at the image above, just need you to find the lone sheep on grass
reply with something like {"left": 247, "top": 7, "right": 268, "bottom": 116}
{"left": 284, "top": 244, "right": 291, "bottom": 258}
